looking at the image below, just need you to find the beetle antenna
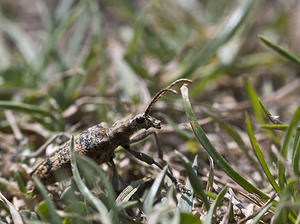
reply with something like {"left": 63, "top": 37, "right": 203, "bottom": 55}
{"left": 144, "top": 79, "right": 192, "bottom": 116}
{"left": 165, "top": 78, "right": 192, "bottom": 90}
{"left": 144, "top": 89, "right": 177, "bottom": 116}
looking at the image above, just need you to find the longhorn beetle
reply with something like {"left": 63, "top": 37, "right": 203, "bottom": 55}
{"left": 32, "top": 79, "right": 192, "bottom": 188}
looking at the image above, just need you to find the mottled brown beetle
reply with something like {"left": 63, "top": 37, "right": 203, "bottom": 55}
{"left": 31, "top": 79, "right": 192, "bottom": 187}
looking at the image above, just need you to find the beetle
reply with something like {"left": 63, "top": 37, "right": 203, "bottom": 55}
{"left": 31, "top": 79, "right": 192, "bottom": 187}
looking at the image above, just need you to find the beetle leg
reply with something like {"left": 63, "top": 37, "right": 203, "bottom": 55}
{"left": 130, "top": 130, "right": 166, "bottom": 164}
{"left": 123, "top": 145, "right": 178, "bottom": 185}
{"left": 109, "top": 159, "right": 119, "bottom": 193}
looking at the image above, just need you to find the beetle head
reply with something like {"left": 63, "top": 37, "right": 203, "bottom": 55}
{"left": 133, "top": 79, "right": 192, "bottom": 130}
{"left": 133, "top": 113, "right": 161, "bottom": 130}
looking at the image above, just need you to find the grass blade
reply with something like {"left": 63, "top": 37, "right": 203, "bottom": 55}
{"left": 76, "top": 156, "right": 120, "bottom": 224}
{"left": 292, "top": 134, "right": 300, "bottom": 176}
{"left": 258, "top": 35, "right": 300, "bottom": 66}
{"left": 0, "top": 192, "right": 24, "bottom": 224}
{"left": 244, "top": 78, "right": 265, "bottom": 124}
{"left": 143, "top": 166, "right": 168, "bottom": 215}
{"left": 176, "top": 151, "right": 210, "bottom": 210}
{"left": 261, "top": 124, "right": 300, "bottom": 132}
{"left": 116, "top": 185, "right": 138, "bottom": 206}
{"left": 33, "top": 177, "right": 61, "bottom": 223}
{"left": 65, "top": 9, "right": 89, "bottom": 64}
{"left": 250, "top": 201, "right": 274, "bottom": 224}
{"left": 180, "top": 84, "right": 268, "bottom": 199}
{"left": 180, "top": 213, "right": 203, "bottom": 224}
{"left": 203, "top": 186, "right": 228, "bottom": 224}
{"left": 69, "top": 135, "right": 109, "bottom": 216}
{"left": 246, "top": 113, "right": 280, "bottom": 194}
{"left": 207, "top": 112, "right": 263, "bottom": 176}
{"left": 278, "top": 105, "right": 300, "bottom": 189}
{"left": 178, "top": 155, "right": 198, "bottom": 213}
{"left": 0, "top": 16, "right": 37, "bottom": 68}
{"left": 0, "top": 101, "right": 52, "bottom": 117}
{"left": 180, "top": 0, "right": 254, "bottom": 77}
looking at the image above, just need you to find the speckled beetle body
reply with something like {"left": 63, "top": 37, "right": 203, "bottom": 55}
{"left": 32, "top": 114, "right": 161, "bottom": 184}
{"left": 31, "top": 79, "right": 192, "bottom": 185}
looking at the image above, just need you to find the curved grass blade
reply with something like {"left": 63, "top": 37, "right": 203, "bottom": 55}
{"left": 180, "top": 85, "right": 268, "bottom": 199}
{"left": 0, "top": 192, "right": 24, "bottom": 224}
{"left": 180, "top": 0, "right": 254, "bottom": 78}
{"left": 116, "top": 185, "right": 138, "bottom": 206}
{"left": 33, "top": 177, "right": 61, "bottom": 223}
{"left": 250, "top": 201, "right": 274, "bottom": 224}
{"left": 246, "top": 113, "right": 280, "bottom": 194}
{"left": 69, "top": 136, "right": 108, "bottom": 216}
{"left": 258, "top": 35, "right": 300, "bottom": 66}
{"left": 292, "top": 134, "right": 300, "bottom": 176}
{"left": 176, "top": 151, "right": 210, "bottom": 210}
{"left": 278, "top": 105, "right": 300, "bottom": 189}
{"left": 203, "top": 186, "right": 228, "bottom": 224}
{"left": 143, "top": 166, "right": 168, "bottom": 215}
{"left": 178, "top": 155, "right": 198, "bottom": 213}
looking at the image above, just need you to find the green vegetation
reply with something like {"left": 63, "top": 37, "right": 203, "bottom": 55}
{"left": 0, "top": 0, "right": 300, "bottom": 223}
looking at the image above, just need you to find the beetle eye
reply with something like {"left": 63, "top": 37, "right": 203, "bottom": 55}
{"left": 136, "top": 116, "right": 145, "bottom": 124}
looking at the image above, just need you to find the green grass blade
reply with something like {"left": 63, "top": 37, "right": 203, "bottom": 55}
{"left": 278, "top": 105, "right": 300, "bottom": 189}
{"left": 208, "top": 112, "right": 263, "bottom": 175}
{"left": 65, "top": 9, "right": 89, "bottom": 65}
{"left": 273, "top": 202, "right": 300, "bottom": 224}
{"left": 180, "top": 85, "right": 268, "bottom": 199}
{"left": 69, "top": 135, "right": 109, "bottom": 216}
{"left": 176, "top": 151, "right": 210, "bottom": 210}
{"left": 0, "top": 101, "right": 52, "bottom": 117}
{"left": 246, "top": 113, "right": 280, "bottom": 194}
{"left": 258, "top": 35, "right": 300, "bottom": 66}
{"left": 126, "top": 0, "right": 159, "bottom": 57}
{"left": 33, "top": 177, "right": 62, "bottom": 224}
{"left": 87, "top": 1, "right": 108, "bottom": 93}
{"left": 203, "top": 186, "right": 228, "bottom": 224}
{"left": 292, "top": 134, "right": 300, "bottom": 176}
{"left": 180, "top": 0, "right": 254, "bottom": 77}
{"left": 180, "top": 213, "right": 203, "bottom": 224}
{"left": 261, "top": 124, "right": 300, "bottom": 132}
{"left": 0, "top": 16, "right": 38, "bottom": 69}
{"left": 36, "top": 1, "right": 88, "bottom": 72}
{"left": 55, "top": 0, "right": 75, "bottom": 22}
{"left": 76, "top": 156, "right": 118, "bottom": 216}
{"left": 13, "top": 171, "right": 26, "bottom": 194}
{"left": 250, "top": 201, "right": 274, "bottom": 224}
{"left": 244, "top": 78, "right": 265, "bottom": 124}
{"left": 178, "top": 155, "right": 198, "bottom": 213}
{"left": 143, "top": 166, "right": 168, "bottom": 215}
